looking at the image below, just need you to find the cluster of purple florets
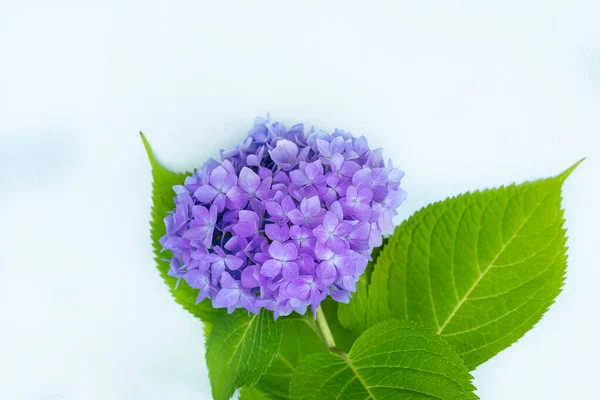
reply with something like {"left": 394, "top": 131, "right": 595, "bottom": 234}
{"left": 160, "top": 115, "right": 406, "bottom": 318}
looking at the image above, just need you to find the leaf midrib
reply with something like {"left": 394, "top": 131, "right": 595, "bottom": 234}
{"left": 339, "top": 352, "right": 377, "bottom": 400}
{"left": 436, "top": 188, "right": 551, "bottom": 335}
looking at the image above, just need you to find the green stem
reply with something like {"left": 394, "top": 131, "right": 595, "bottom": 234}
{"left": 315, "top": 306, "right": 337, "bottom": 350}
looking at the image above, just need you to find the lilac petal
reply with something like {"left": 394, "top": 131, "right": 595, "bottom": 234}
{"left": 349, "top": 221, "right": 370, "bottom": 240}
{"left": 289, "top": 225, "right": 302, "bottom": 240}
{"left": 224, "top": 255, "right": 244, "bottom": 270}
{"left": 378, "top": 210, "right": 395, "bottom": 235}
{"left": 222, "top": 173, "right": 238, "bottom": 192}
{"left": 355, "top": 253, "right": 369, "bottom": 276}
{"left": 315, "top": 242, "right": 334, "bottom": 261}
{"left": 322, "top": 211, "right": 339, "bottom": 231}
{"left": 255, "top": 177, "right": 272, "bottom": 199}
{"left": 196, "top": 285, "right": 210, "bottom": 304}
{"left": 174, "top": 203, "right": 189, "bottom": 226}
{"left": 289, "top": 170, "right": 309, "bottom": 186}
{"left": 305, "top": 160, "right": 323, "bottom": 179}
{"left": 386, "top": 188, "right": 408, "bottom": 209}
{"left": 266, "top": 202, "right": 283, "bottom": 220}
{"left": 194, "top": 185, "right": 218, "bottom": 203}
{"left": 345, "top": 186, "right": 358, "bottom": 201}
{"left": 369, "top": 223, "right": 383, "bottom": 247}
{"left": 389, "top": 168, "right": 405, "bottom": 184}
{"left": 334, "top": 221, "right": 354, "bottom": 237}
{"left": 270, "top": 139, "right": 298, "bottom": 170}
{"left": 224, "top": 235, "right": 247, "bottom": 252}
{"left": 261, "top": 260, "right": 282, "bottom": 277}
{"left": 209, "top": 166, "right": 228, "bottom": 189}
{"left": 183, "top": 226, "right": 207, "bottom": 240}
{"left": 354, "top": 203, "right": 372, "bottom": 221}
{"left": 303, "top": 196, "right": 321, "bottom": 217}
{"left": 329, "top": 201, "right": 344, "bottom": 220}
{"left": 297, "top": 145, "right": 310, "bottom": 162}
{"left": 330, "top": 153, "right": 344, "bottom": 172}
{"left": 278, "top": 139, "right": 299, "bottom": 158}
{"left": 249, "top": 198, "right": 266, "bottom": 218}
{"left": 163, "top": 236, "right": 189, "bottom": 250}
{"left": 239, "top": 210, "right": 260, "bottom": 226}
{"left": 213, "top": 193, "right": 227, "bottom": 212}
{"left": 287, "top": 277, "right": 311, "bottom": 299}
{"left": 233, "top": 222, "right": 256, "bottom": 237}
{"left": 281, "top": 196, "right": 295, "bottom": 213}
{"left": 334, "top": 250, "right": 357, "bottom": 274}
{"left": 282, "top": 243, "right": 299, "bottom": 260}
{"left": 352, "top": 168, "right": 372, "bottom": 187}
{"left": 268, "top": 241, "right": 286, "bottom": 259}
{"left": 327, "top": 236, "right": 348, "bottom": 254}
{"left": 220, "top": 271, "right": 238, "bottom": 288}
{"left": 290, "top": 297, "right": 310, "bottom": 310}
{"left": 316, "top": 139, "right": 332, "bottom": 158}
{"left": 329, "top": 136, "right": 345, "bottom": 154}
{"left": 214, "top": 246, "right": 226, "bottom": 257}
{"left": 246, "top": 154, "right": 259, "bottom": 166}
{"left": 372, "top": 185, "right": 389, "bottom": 202}
{"left": 309, "top": 287, "right": 323, "bottom": 312}
{"left": 265, "top": 224, "right": 290, "bottom": 242}
{"left": 202, "top": 253, "right": 221, "bottom": 263}
{"left": 273, "top": 171, "right": 290, "bottom": 185}
{"left": 340, "top": 161, "right": 360, "bottom": 178}
{"left": 330, "top": 288, "right": 351, "bottom": 303}
{"left": 239, "top": 293, "right": 258, "bottom": 314}
{"left": 258, "top": 166, "right": 271, "bottom": 179}
{"left": 183, "top": 270, "right": 208, "bottom": 289}
{"left": 213, "top": 288, "right": 240, "bottom": 308}
{"left": 226, "top": 186, "right": 250, "bottom": 209}
{"left": 169, "top": 258, "right": 185, "bottom": 278}
{"left": 354, "top": 136, "right": 369, "bottom": 155}
{"left": 210, "top": 205, "right": 218, "bottom": 224}
{"left": 297, "top": 253, "right": 316, "bottom": 274}
{"left": 164, "top": 215, "right": 175, "bottom": 236}
{"left": 312, "top": 225, "right": 329, "bottom": 244}
{"left": 203, "top": 226, "right": 215, "bottom": 248}
{"left": 317, "top": 261, "right": 337, "bottom": 285}
{"left": 241, "top": 265, "right": 260, "bottom": 288}
{"left": 239, "top": 167, "right": 261, "bottom": 194}
{"left": 281, "top": 261, "right": 299, "bottom": 281}
{"left": 357, "top": 187, "right": 374, "bottom": 203}
{"left": 191, "top": 249, "right": 208, "bottom": 260}
{"left": 287, "top": 209, "right": 305, "bottom": 226}
{"left": 191, "top": 205, "right": 210, "bottom": 222}
{"left": 211, "top": 260, "right": 226, "bottom": 284}
{"left": 173, "top": 185, "right": 187, "bottom": 195}
{"left": 177, "top": 192, "right": 194, "bottom": 206}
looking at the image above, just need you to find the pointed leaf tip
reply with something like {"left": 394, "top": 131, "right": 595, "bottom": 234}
{"left": 140, "top": 131, "right": 159, "bottom": 169}
{"left": 558, "top": 157, "right": 585, "bottom": 182}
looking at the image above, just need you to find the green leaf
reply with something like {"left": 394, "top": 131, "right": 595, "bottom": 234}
{"left": 253, "top": 317, "right": 328, "bottom": 399}
{"left": 362, "top": 161, "right": 581, "bottom": 369}
{"left": 290, "top": 319, "right": 478, "bottom": 400}
{"left": 338, "top": 273, "right": 370, "bottom": 333}
{"left": 338, "top": 238, "right": 389, "bottom": 333}
{"left": 206, "top": 309, "right": 283, "bottom": 400}
{"left": 142, "top": 133, "right": 225, "bottom": 328}
{"left": 239, "top": 386, "right": 274, "bottom": 400}
{"left": 319, "top": 297, "right": 359, "bottom": 353}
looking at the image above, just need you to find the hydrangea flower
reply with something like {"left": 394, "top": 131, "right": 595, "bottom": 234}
{"left": 160, "top": 115, "right": 406, "bottom": 318}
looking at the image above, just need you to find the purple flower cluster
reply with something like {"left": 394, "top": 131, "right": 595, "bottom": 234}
{"left": 160, "top": 115, "right": 406, "bottom": 318}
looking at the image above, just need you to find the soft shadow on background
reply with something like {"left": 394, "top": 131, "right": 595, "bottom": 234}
{"left": 0, "top": 1, "right": 599, "bottom": 399}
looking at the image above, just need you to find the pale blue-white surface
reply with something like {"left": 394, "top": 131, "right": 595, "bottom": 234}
{"left": 0, "top": 1, "right": 598, "bottom": 399}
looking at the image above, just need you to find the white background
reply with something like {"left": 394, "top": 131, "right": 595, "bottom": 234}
{"left": 1, "top": 1, "right": 598, "bottom": 399}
